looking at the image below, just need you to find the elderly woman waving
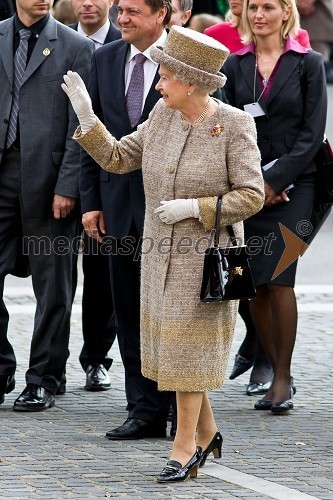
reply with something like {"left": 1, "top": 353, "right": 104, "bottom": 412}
{"left": 62, "top": 26, "right": 264, "bottom": 483}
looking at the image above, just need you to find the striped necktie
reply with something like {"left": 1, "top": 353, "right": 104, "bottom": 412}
{"left": 6, "top": 28, "right": 32, "bottom": 149}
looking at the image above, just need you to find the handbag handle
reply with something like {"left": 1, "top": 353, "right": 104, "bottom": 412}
{"left": 214, "top": 195, "right": 238, "bottom": 247}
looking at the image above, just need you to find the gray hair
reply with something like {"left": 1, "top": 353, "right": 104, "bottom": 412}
{"left": 180, "top": 0, "right": 193, "bottom": 11}
{"left": 174, "top": 70, "right": 221, "bottom": 95}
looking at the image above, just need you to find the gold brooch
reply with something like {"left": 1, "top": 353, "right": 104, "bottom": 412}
{"left": 210, "top": 124, "right": 224, "bottom": 137}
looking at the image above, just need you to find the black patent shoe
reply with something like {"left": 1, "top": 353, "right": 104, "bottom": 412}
{"left": 13, "top": 384, "right": 55, "bottom": 412}
{"left": 229, "top": 353, "right": 254, "bottom": 380}
{"left": 271, "top": 384, "right": 294, "bottom": 414}
{"left": 0, "top": 374, "right": 15, "bottom": 405}
{"left": 199, "top": 430, "right": 223, "bottom": 467}
{"left": 246, "top": 374, "right": 274, "bottom": 396}
{"left": 85, "top": 364, "right": 111, "bottom": 391}
{"left": 254, "top": 398, "right": 272, "bottom": 410}
{"left": 157, "top": 447, "right": 202, "bottom": 483}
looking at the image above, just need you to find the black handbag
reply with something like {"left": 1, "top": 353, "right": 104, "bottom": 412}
{"left": 200, "top": 195, "right": 256, "bottom": 302}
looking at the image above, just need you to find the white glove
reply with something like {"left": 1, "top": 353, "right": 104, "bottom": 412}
{"left": 155, "top": 199, "right": 200, "bottom": 224}
{"left": 61, "top": 70, "right": 97, "bottom": 134}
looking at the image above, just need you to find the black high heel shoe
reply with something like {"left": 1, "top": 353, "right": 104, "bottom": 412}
{"left": 229, "top": 353, "right": 254, "bottom": 380}
{"left": 271, "top": 382, "right": 294, "bottom": 414}
{"left": 199, "top": 430, "right": 223, "bottom": 467}
{"left": 157, "top": 447, "right": 202, "bottom": 483}
{"left": 254, "top": 398, "right": 272, "bottom": 410}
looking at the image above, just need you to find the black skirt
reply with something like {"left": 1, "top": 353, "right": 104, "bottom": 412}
{"left": 244, "top": 174, "right": 315, "bottom": 287}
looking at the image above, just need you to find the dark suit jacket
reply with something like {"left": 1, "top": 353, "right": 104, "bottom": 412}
{"left": 0, "top": 16, "right": 94, "bottom": 216}
{"left": 69, "top": 20, "right": 120, "bottom": 44}
{"left": 222, "top": 48, "right": 327, "bottom": 194}
{"left": 80, "top": 38, "right": 227, "bottom": 238}
{"left": 79, "top": 39, "right": 162, "bottom": 238}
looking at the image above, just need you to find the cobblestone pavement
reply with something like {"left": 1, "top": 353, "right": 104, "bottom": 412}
{"left": 0, "top": 279, "right": 332, "bottom": 499}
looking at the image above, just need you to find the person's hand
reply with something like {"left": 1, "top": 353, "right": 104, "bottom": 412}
{"left": 264, "top": 182, "right": 289, "bottom": 206}
{"left": 82, "top": 210, "right": 106, "bottom": 242}
{"left": 52, "top": 194, "right": 76, "bottom": 219}
{"left": 155, "top": 199, "right": 199, "bottom": 224}
{"left": 61, "top": 71, "right": 97, "bottom": 134}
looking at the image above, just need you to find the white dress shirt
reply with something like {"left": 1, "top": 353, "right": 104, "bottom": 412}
{"left": 124, "top": 30, "right": 168, "bottom": 112}
{"left": 77, "top": 19, "right": 110, "bottom": 49}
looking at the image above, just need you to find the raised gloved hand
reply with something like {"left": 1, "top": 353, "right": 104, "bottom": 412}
{"left": 61, "top": 70, "right": 97, "bottom": 134}
{"left": 155, "top": 199, "right": 200, "bottom": 224}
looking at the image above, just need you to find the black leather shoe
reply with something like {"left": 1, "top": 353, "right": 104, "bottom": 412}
{"left": 246, "top": 374, "right": 274, "bottom": 396}
{"left": 254, "top": 398, "right": 272, "bottom": 410}
{"left": 0, "top": 374, "right": 15, "bottom": 405}
{"left": 199, "top": 430, "right": 223, "bottom": 467}
{"left": 271, "top": 383, "right": 294, "bottom": 414}
{"left": 229, "top": 353, "right": 254, "bottom": 380}
{"left": 84, "top": 364, "right": 111, "bottom": 391}
{"left": 105, "top": 418, "right": 166, "bottom": 440}
{"left": 157, "top": 447, "right": 202, "bottom": 483}
{"left": 13, "top": 384, "right": 55, "bottom": 412}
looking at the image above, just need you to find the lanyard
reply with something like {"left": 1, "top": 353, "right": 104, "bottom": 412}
{"left": 253, "top": 55, "right": 266, "bottom": 103}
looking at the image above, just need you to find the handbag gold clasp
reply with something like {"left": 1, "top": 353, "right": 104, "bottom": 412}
{"left": 232, "top": 267, "right": 243, "bottom": 276}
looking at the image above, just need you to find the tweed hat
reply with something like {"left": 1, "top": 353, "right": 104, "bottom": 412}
{"left": 150, "top": 25, "right": 229, "bottom": 91}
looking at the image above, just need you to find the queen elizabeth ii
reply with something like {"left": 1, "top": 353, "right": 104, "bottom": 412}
{"left": 62, "top": 25, "right": 264, "bottom": 483}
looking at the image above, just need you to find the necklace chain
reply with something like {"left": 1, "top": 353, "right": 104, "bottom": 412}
{"left": 182, "top": 99, "right": 212, "bottom": 125}
{"left": 257, "top": 48, "right": 283, "bottom": 86}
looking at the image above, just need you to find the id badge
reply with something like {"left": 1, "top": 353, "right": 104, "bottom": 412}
{"left": 244, "top": 102, "right": 265, "bottom": 118}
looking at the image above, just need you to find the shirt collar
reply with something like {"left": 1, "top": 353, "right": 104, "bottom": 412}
{"left": 14, "top": 12, "right": 50, "bottom": 37}
{"left": 77, "top": 19, "right": 110, "bottom": 45}
{"left": 128, "top": 30, "right": 168, "bottom": 64}
{"left": 235, "top": 35, "right": 309, "bottom": 56}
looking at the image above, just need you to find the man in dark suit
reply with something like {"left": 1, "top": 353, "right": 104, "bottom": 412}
{"left": 70, "top": 0, "right": 120, "bottom": 391}
{"left": 0, "top": 0, "right": 94, "bottom": 410}
{"left": 80, "top": 0, "right": 173, "bottom": 439}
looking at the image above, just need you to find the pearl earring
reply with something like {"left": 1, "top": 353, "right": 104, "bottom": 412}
{"left": 187, "top": 92, "right": 191, "bottom": 96}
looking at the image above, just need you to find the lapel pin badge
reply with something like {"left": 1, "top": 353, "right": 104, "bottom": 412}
{"left": 43, "top": 48, "right": 51, "bottom": 57}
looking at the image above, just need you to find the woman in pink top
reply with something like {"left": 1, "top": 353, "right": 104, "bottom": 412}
{"left": 205, "top": 0, "right": 311, "bottom": 399}
{"left": 205, "top": 0, "right": 311, "bottom": 53}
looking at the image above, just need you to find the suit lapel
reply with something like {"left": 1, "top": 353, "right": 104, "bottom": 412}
{"left": 104, "top": 42, "right": 132, "bottom": 128}
{"left": 0, "top": 18, "right": 14, "bottom": 86}
{"left": 141, "top": 69, "right": 160, "bottom": 123}
{"left": 239, "top": 53, "right": 267, "bottom": 114}
{"left": 266, "top": 52, "right": 300, "bottom": 106}
{"left": 21, "top": 16, "right": 57, "bottom": 86}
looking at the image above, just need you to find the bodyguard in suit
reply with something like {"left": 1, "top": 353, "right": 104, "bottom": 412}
{"left": 0, "top": 0, "right": 94, "bottom": 410}
{"left": 70, "top": 0, "right": 120, "bottom": 391}
{"left": 80, "top": 0, "right": 173, "bottom": 439}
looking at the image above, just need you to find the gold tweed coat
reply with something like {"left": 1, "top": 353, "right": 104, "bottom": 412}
{"left": 76, "top": 99, "right": 264, "bottom": 392}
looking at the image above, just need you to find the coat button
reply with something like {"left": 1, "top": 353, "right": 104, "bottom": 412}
{"left": 168, "top": 165, "right": 174, "bottom": 174}
{"left": 163, "top": 254, "right": 169, "bottom": 263}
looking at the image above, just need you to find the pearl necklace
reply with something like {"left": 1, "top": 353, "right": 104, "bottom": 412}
{"left": 182, "top": 99, "right": 212, "bottom": 125}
